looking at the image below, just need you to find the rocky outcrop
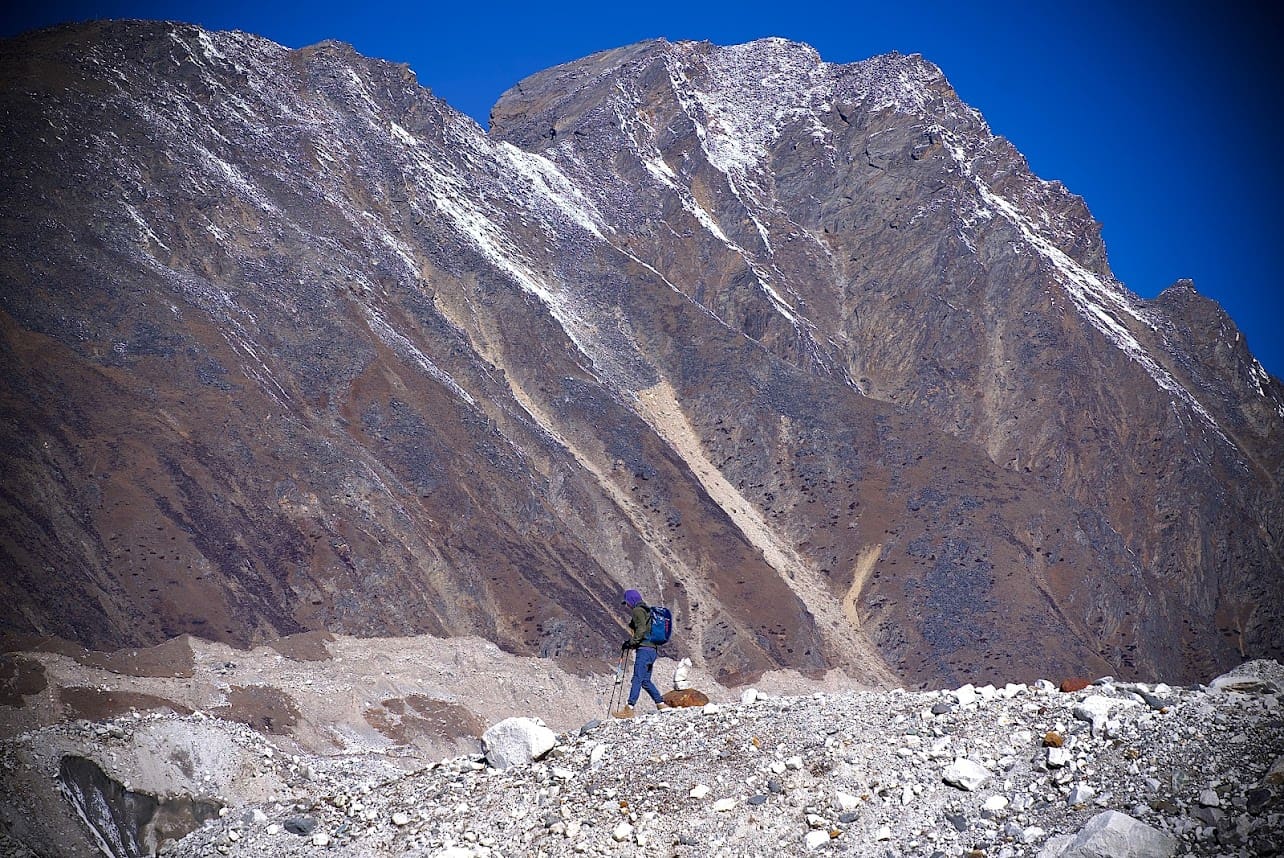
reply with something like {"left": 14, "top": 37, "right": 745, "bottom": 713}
{"left": 0, "top": 23, "right": 1280, "bottom": 688}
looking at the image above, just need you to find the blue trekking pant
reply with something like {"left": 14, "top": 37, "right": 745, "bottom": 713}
{"left": 628, "top": 646, "right": 663, "bottom": 706}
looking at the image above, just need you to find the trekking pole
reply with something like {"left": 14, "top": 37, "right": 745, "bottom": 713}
{"left": 607, "top": 647, "right": 626, "bottom": 716}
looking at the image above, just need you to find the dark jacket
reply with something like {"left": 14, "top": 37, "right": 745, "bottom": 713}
{"left": 627, "top": 603, "right": 656, "bottom": 650}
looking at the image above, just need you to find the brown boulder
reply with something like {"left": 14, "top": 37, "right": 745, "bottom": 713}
{"left": 1060, "top": 678, "right": 1092, "bottom": 692}
{"left": 662, "top": 688, "right": 710, "bottom": 708}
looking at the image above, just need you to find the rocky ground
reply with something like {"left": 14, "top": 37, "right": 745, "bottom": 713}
{"left": 3, "top": 654, "right": 1279, "bottom": 857}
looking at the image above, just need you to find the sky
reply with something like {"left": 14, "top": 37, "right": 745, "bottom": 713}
{"left": 3, "top": 1, "right": 1280, "bottom": 377}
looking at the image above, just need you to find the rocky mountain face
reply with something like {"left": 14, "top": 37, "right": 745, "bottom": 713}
{"left": 1, "top": 22, "right": 1281, "bottom": 689}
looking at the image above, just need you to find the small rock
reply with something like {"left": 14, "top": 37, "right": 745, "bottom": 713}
{"left": 946, "top": 812, "right": 968, "bottom": 832}
{"left": 983, "top": 795, "right": 1009, "bottom": 812}
{"left": 804, "top": 829, "right": 830, "bottom": 850}
{"left": 874, "top": 824, "right": 892, "bottom": 840}
{"left": 690, "top": 784, "right": 711, "bottom": 799}
{"left": 284, "top": 817, "right": 317, "bottom": 836}
{"left": 713, "top": 798, "right": 735, "bottom": 812}
{"left": 1067, "top": 784, "right": 1096, "bottom": 806}
{"left": 391, "top": 812, "right": 410, "bottom": 826}
{"left": 611, "top": 821, "right": 633, "bottom": 842}
{"left": 1047, "top": 746, "right": 1072, "bottom": 768}
{"left": 747, "top": 794, "right": 768, "bottom": 806}
{"left": 1060, "top": 678, "right": 1092, "bottom": 692}
{"left": 931, "top": 701, "right": 956, "bottom": 716}
{"left": 953, "top": 684, "right": 979, "bottom": 706}
{"left": 943, "top": 758, "right": 991, "bottom": 791}
{"left": 311, "top": 832, "right": 330, "bottom": 847}
{"left": 1197, "top": 789, "right": 1220, "bottom": 807}
{"left": 740, "top": 688, "right": 759, "bottom": 704}
{"left": 1043, "top": 731, "right": 1064, "bottom": 748}
{"left": 767, "top": 778, "right": 783, "bottom": 793}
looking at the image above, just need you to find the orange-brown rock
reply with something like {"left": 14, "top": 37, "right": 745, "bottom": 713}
{"left": 663, "top": 688, "right": 710, "bottom": 708}
{"left": 1043, "top": 731, "right": 1065, "bottom": 748}
{"left": 1060, "top": 678, "right": 1092, "bottom": 692}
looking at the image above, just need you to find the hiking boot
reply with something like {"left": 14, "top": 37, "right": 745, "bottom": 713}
{"left": 656, "top": 702, "right": 671, "bottom": 711}
{"left": 611, "top": 705, "right": 635, "bottom": 719}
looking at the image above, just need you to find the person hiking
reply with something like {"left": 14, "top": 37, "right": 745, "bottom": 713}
{"left": 613, "top": 588, "right": 668, "bottom": 718}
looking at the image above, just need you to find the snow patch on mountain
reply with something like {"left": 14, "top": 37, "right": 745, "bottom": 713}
{"left": 938, "top": 133, "right": 1229, "bottom": 443}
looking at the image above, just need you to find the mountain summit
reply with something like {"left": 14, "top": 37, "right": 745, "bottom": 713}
{"left": 1, "top": 22, "right": 1280, "bottom": 688}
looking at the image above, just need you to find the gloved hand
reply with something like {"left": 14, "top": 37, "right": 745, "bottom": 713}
{"left": 621, "top": 641, "right": 634, "bottom": 652}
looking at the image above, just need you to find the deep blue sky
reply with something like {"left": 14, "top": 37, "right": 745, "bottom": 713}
{"left": 5, "top": 1, "right": 1280, "bottom": 377}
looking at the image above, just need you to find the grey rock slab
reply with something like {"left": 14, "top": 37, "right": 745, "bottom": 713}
{"left": 1037, "top": 809, "right": 1177, "bottom": 858}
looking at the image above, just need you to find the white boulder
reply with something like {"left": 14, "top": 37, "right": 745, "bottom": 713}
{"left": 482, "top": 717, "right": 557, "bottom": 770}
{"left": 1037, "top": 810, "right": 1177, "bottom": 858}
{"left": 943, "top": 758, "right": 991, "bottom": 791}
{"left": 1073, "top": 695, "right": 1138, "bottom": 730}
{"left": 804, "top": 829, "right": 830, "bottom": 850}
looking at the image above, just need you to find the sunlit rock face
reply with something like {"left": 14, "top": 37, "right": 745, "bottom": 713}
{"left": 1, "top": 23, "right": 1280, "bottom": 687}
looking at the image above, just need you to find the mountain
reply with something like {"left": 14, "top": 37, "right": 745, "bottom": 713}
{"left": 0, "top": 21, "right": 1281, "bottom": 690}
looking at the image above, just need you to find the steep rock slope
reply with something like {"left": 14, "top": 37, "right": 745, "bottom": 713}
{"left": 490, "top": 38, "right": 1284, "bottom": 677}
{"left": 0, "top": 23, "right": 1279, "bottom": 686}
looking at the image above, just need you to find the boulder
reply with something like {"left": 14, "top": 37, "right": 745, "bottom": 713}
{"left": 1209, "top": 670, "right": 1281, "bottom": 695}
{"left": 1037, "top": 810, "right": 1177, "bottom": 858}
{"left": 943, "top": 758, "right": 991, "bottom": 791}
{"left": 1073, "top": 695, "right": 1138, "bottom": 735}
{"left": 663, "top": 688, "right": 710, "bottom": 708}
{"left": 481, "top": 717, "right": 556, "bottom": 770}
{"left": 1060, "top": 678, "right": 1092, "bottom": 692}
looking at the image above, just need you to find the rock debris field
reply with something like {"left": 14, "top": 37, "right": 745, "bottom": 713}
{"left": 83, "top": 660, "right": 1284, "bottom": 857}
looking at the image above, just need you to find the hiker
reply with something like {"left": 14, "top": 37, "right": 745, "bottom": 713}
{"left": 613, "top": 588, "right": 668, "bottom": 717}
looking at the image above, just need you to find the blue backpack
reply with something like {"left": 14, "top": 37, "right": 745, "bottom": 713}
{"left": 645, "top": 605, "right": 673, "bottom": 645}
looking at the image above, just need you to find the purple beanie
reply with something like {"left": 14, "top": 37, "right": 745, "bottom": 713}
{"left": 622, "top": 589, "right": 643, "bottom": 607}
